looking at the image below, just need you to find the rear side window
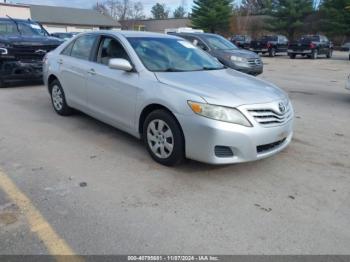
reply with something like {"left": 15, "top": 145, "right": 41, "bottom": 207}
{"left": 70, "top": 35, "right": 97, "bottom": 60}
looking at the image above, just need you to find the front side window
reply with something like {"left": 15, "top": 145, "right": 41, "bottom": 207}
{"left": 96, "top": 37, "right": 130, "bottom": 65}
{"left": 70, "top": 35, "right": 97, "bottom": 60}
{"left": 127, "top": 37, "right": 224, "bottom": 72}
{"left": 202, "top": 35, "right": 238, "bottom": 50}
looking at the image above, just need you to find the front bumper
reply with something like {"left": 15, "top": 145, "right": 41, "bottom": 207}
{"left": 235, "top": 65, "right": 263, "bottom": 76}
{"left": 346, "top": 76, "right": 350, "bottom": 91}
{"left": 250, "top": 48, "right": 268, "bottom": 53}
{"left": 176, "top": 106, "right": 294, "bottom": 165}
{"left": 0, "top": 59, "right": 43, "bottom": 82}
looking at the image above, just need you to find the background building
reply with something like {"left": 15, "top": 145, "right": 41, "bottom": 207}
{"left": 120, "top": 18, "right": 191, "bottom": 33}
{"left": 0, "top": 3, "right": 120, "bottom": 33}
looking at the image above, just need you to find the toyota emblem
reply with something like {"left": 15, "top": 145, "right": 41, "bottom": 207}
{"left": 279, "top": 102, "right": 286, "bottom": 113}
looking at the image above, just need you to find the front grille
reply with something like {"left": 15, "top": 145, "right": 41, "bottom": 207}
{"left": 247, "top": 58, "right": 262, "bottom": 67}
{"left": 12, "top": 45, "right": 57, "bottom": 60}
{"left": 257, "top": 138, "right": 286, "bottom": 154}
{"left": 215, "top": 146, "right": 234, "bottom": 158}
{"left": 247, "top": 102, "right": 292, "bottom": 127}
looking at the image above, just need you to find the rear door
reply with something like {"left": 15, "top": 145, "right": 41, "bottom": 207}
{"left": 58, "top": 34, "right": 98, "bottom": 111}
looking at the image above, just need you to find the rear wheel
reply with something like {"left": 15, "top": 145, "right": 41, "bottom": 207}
{"left": 311, "top": 49, "right": 318, "bottom": 59}
{"left": 269, "top": 48, "right": 276, "bottom": 57}
{"left": 0, "top": 78, "right": 5, "bottom": 88}
{"left": 50, "top": 80, "right": 73, "bottom": 116}
{"left": 143, "top": 110, "right": 185, "bottom": 166}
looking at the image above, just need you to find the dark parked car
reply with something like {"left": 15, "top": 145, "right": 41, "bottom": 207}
{"left": 51, "top": 32, "right": 78, "bottom": 41}
{"left": 172, "top": 32, "right": 263, "bottom": 76}
{"left": 230, "top": 35, "right": 252, "bottom": 50}
{"left": 250, "top": 35, "right": 289, "bottom": 57}
{"left": 340, "top": 42, "right": 350, "bottom": 51}
{"left": 288, "top": 35, "right": 333, "bottom": 59}
{"left": 0, "top": 18, "right": 63, "bottom": 87}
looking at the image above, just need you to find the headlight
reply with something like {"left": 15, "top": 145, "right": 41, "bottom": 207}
{"left": 0, "top": 42, "right": 10, "bottom": 55}
{"left": 231, "top": 56, "right": 248, "bottom": 63}
{"left": 188, "top": 101, "right": 252, "bottom": 127}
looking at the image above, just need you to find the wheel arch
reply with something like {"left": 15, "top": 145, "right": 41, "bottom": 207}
{"left": 138, "top": 104, "right": 185, "bottom": 142}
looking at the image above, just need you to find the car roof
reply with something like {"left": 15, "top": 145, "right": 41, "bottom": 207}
{"left": 83, "top": 30, "right": 181, "bottom": 39}
{"left": 0, "top": 18, "right": 37, "bottom": 23}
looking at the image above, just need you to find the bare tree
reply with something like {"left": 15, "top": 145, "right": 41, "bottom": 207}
{"left": 96, "top": 0, "right": 145, "bottom": 20}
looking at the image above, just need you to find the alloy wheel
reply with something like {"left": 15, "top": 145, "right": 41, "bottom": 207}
{"left": 52, "top": 85, "right": 64, "bottom": 111}
{"left": 147, "top": 119, "right": 174, "bottom": 159}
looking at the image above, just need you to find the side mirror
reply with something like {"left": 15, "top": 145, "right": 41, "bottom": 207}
{"left": 108, "top": 58, "right": 133, "bottom": 72}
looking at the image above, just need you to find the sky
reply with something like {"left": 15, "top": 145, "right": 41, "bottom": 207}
{"left": 8, "top": 0, "right": 197, "bottom": 15}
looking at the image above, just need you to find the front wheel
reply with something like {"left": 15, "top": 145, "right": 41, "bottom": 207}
{"left": 326, "top": 50, "right": 333, "bottom": 58}
{"left": 50, "top": 80, "right": 73, "bottom": 116}
{"left": 143, "top": 110, "right": 185, "bottom": 166}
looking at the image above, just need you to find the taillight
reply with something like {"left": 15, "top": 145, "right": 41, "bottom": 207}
{"left": 267, "top": 43, "right": 272, "bottom": 48}
{"left": 310, "top": 43, "right": 316, "bottom": 49}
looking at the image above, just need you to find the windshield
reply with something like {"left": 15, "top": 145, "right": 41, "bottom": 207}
{"left": 301, "top": 36, "right": 320, "bottom": 42}
{"left": 127, "top": 37, "right": 224, "bottom": 72}
{"left": 261, "top": 36, "right": 277, "bottom": 41}
{"left": 0, "top": 20, "right": 48, "bottom": 36}
{"left": 203, "top": 35, "right": 238, "bottom": 50}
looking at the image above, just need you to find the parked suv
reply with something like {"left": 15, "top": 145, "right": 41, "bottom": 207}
{"left": 44, "top": 31, "right": 293, "bottom": 166}
{"left": 230, "top": 35, "right": 252, "bottom": 50}
{"left": 172, "top": 32, "right": 263, "bottom": 76}
{"left": 288, "top": 35, "right": 333, "bottom": 59}
{"left": 0, "top": 18, "right": 63, "bottom": 87}
{"left": 250, "top": 35, "right": 289, "bottom": 57}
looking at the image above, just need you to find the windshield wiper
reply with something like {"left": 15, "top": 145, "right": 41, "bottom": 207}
{"left": 202, "top": 66, "right": 226, "bottom": 71}
{"left": 159, "top": 68, "right": 185, "bottom": 72}
{"left": 6, "top": 15, "right": 21, "bottom": 35}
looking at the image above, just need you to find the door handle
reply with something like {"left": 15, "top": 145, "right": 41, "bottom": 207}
{"left": 57, "top": 59, "right": 63, "bottom": 65}
{"left": 88, "top": 69, "right": 96, "bottom": 75}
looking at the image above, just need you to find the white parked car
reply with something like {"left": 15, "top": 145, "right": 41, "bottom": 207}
{"left": 43, "top": 31, "right": 294, "bottom": 166}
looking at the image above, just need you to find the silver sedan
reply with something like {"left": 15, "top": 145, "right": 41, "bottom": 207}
{"left": 43, "top": 31, "right": 294, "bottom": 166}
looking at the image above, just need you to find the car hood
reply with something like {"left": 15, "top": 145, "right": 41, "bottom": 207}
{"left": 214, "top": 49, "right": 260, "bottom": 59}
{"left": 155, "top": 69, "right": 287, "bottom": 107}
{"left": 0, "top": 35, "right": 63, "bottom": 46}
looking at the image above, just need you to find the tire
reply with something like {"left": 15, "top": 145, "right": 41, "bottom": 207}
{"left": 326, "top": 50, "right": 333, "bottom": 58}
{"left": 269, "top": 48, "right": 276, "bottom": 57}
{"left": 49, "top": 79, "right": 73, "bottom": 116}
{"left": 0, "top": 79, "right": 4, "bottom": 88}
{"left": 143, "top": 109, "right": 185, "bottom": 166}
{"left": 311, "top": 49, "right": 318, "bottom": 59}
{"left": 289, "top": 54, "right": 296, "bottom": 59}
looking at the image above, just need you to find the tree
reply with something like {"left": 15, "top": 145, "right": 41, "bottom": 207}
{"left": 240, "top": 0, "right": 272, "bottom": 15}
{"left": 130, "top": 2, "right": 145, "bottom": 19}
{"left": 173, "top": 6, "right": 187, "bottom": 18}
{"left": 267, "top": 0, "right": 314, "bottom": 39}
{"left": 191, "top": 0, "right": 233, "bottom": 33}
{"left": 94, "top": 0, "right": 145, "bottom": 20}
{"left": 319, "top": 0, "right": 350, "bottom": 38}
{"left": 151, "top": 3, "right": 170, "bottom": 19}
{"left": 93, "top": 2, "right": 109, "bottom": 15}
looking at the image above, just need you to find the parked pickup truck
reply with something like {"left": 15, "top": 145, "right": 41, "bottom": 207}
{"left": 250, "top": 35, "right": 289, "bottom": 57}
{"left": 288, "top": 35, "right": 333, "bottom": 59}
{"left": 0, "top": 18, "right": 63, "bottom": 87}
{"left": 230, "top": 35, "right": 252, "bottom": 50}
